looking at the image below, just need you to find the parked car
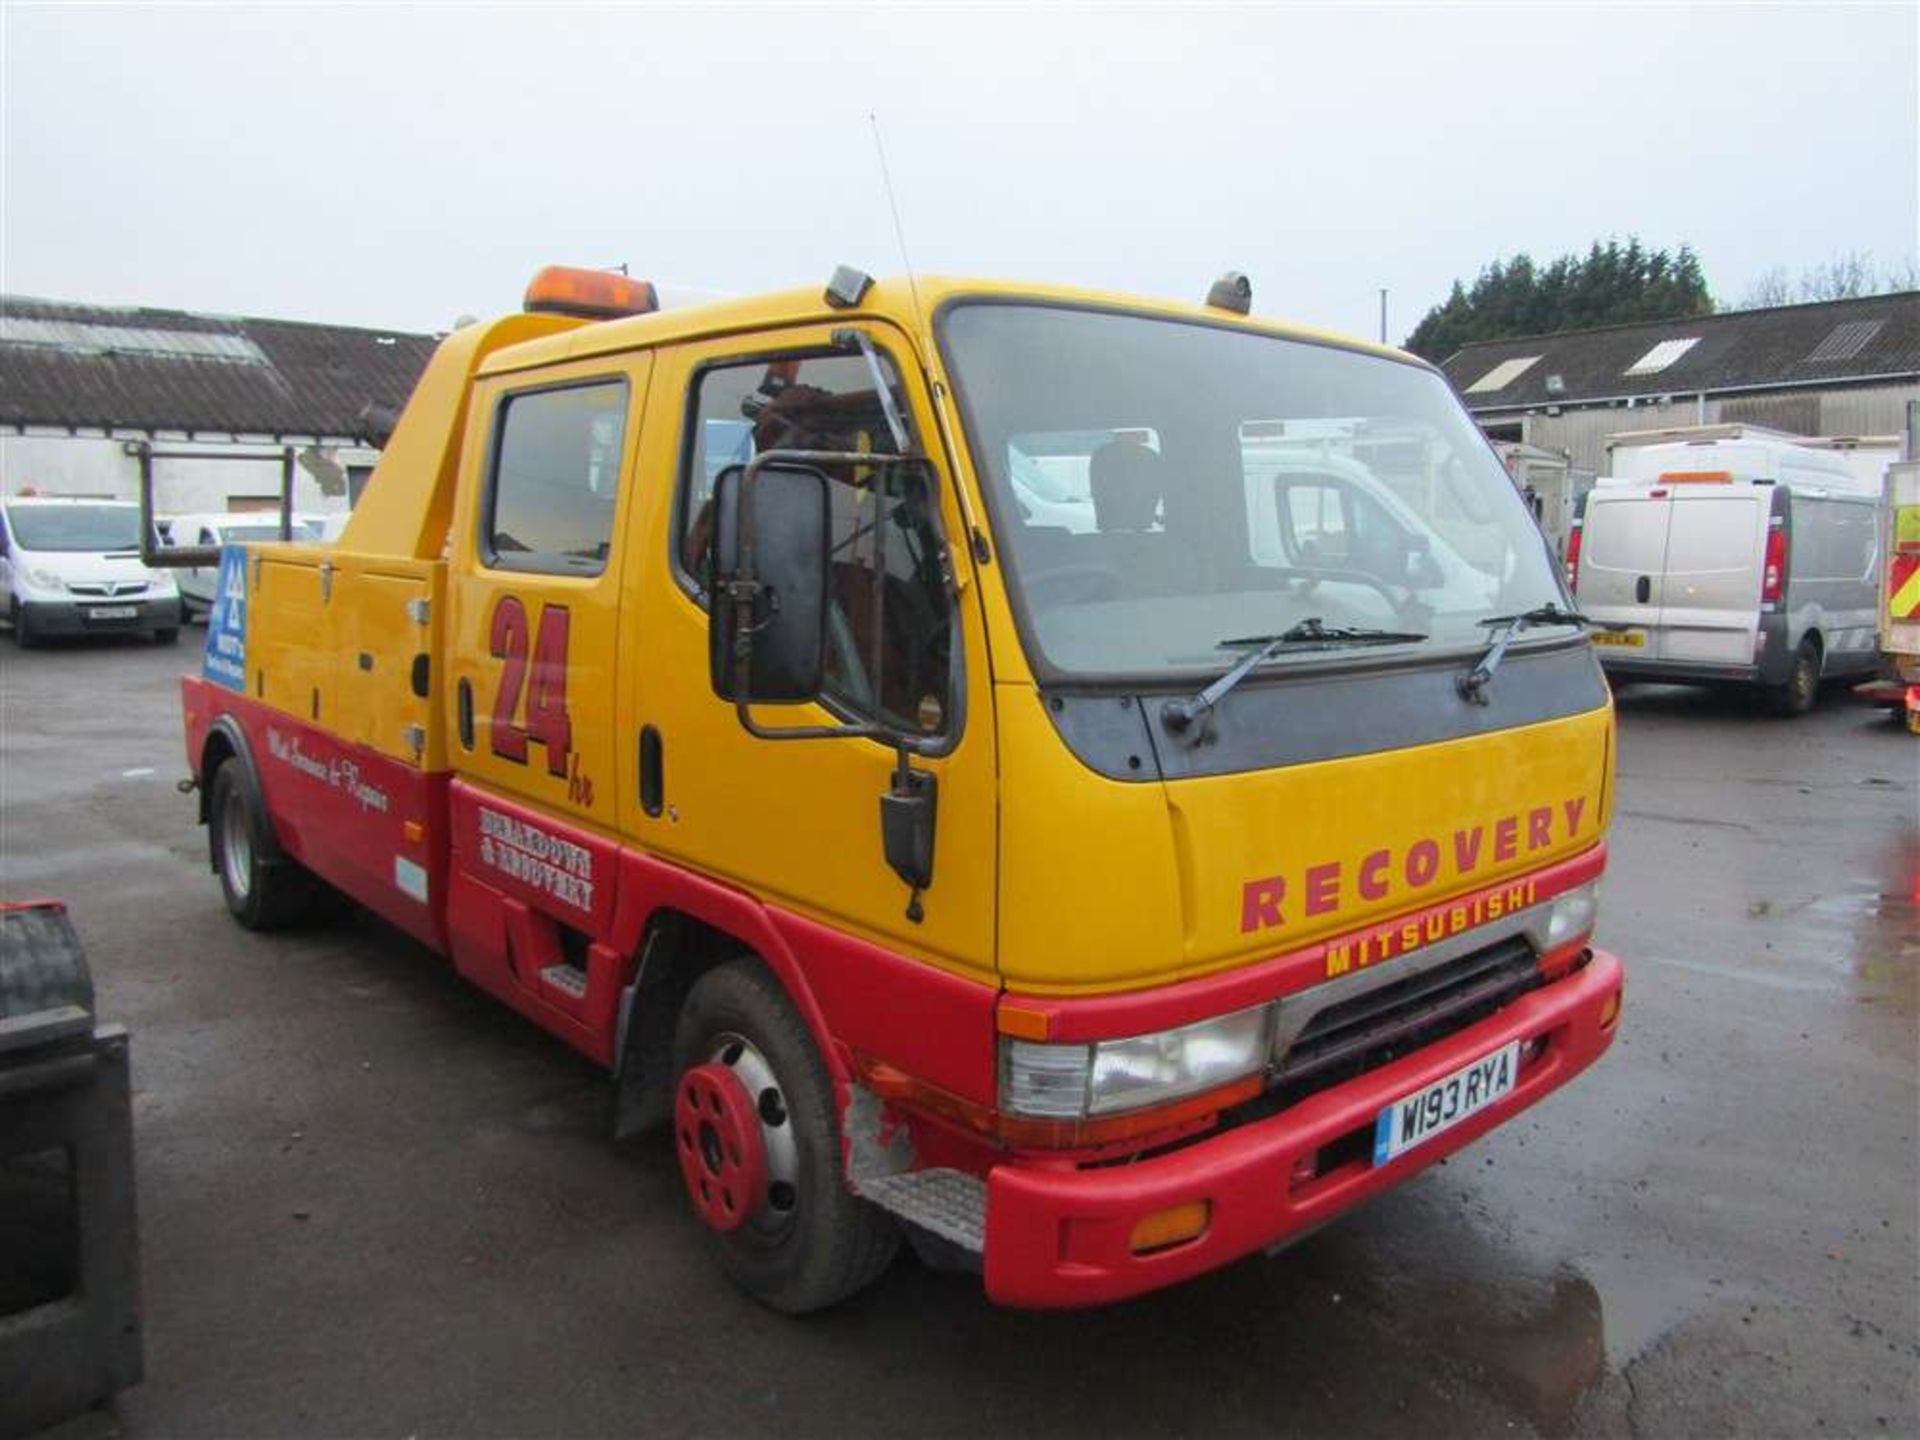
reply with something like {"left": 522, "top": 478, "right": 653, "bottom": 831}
{"left": 163, "top": 513, "right": 319, "bottom": 619}
{"left": 1571, "top": 437, "right": 1880, "bottom": 714}
{"left": 0, "top": 497, "right": 182, "bottom": 646}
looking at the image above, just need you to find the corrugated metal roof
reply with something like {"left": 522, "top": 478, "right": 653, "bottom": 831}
{"left": 1441, "top": 291, "right": 1920, "bottom": 411}
{"left": 0, "top": 295, "right": 441, "bottom": 437}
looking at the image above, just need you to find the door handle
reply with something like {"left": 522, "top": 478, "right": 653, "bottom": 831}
{"left": 1635, "top": 575, "right": 1651, "bottom": 604}
{"left": 639, "top": 725, "right": 665, "bottom": 817}
{"left": 457, "top": 678, "right": 475, "bottom": 749}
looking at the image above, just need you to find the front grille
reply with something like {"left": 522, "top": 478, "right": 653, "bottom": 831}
{"left": 1276, "top": 934, "right": 1540, "bottom": 1088}
{"left": 69, "top": 582, "right": 148, "bottom": 598}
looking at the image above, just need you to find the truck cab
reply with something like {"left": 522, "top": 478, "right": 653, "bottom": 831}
{"left": 179, "top": 267, "right": 1624, "bottom": 1311}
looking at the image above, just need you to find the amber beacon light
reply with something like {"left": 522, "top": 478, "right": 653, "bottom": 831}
{"left": 523, "top": 266, "right": 660, "bottom": 320}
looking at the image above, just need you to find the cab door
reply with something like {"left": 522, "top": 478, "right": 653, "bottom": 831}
{"left": 443, "top": 355, "right": 652, "bottom": 1034}
{"left": 619, "top": 325, "right": 999, "bottom": 991}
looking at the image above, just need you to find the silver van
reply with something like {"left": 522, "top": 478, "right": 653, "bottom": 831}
{"left": 1572, "top": 437, "right": 1880, "bottom": 714}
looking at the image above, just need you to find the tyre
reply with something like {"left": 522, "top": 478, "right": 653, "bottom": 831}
{"left": 208, "top": 761, "right": 327, "bottom": 929}
{"left": 12, "top": 600, "right": 40, "bottom": 649}
{"left": 670, "top": 958, "right": 898, "bottom": 1313}
{"left": 153, "top": 626, "right": 180, "bottom": 645}
{"left": 1766, "top": 638, "right": 1821, "bottom": 717}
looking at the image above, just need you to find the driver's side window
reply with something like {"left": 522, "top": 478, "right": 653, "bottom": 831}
{"left": 676, "top": 350, "right": 957, "bottom": 738}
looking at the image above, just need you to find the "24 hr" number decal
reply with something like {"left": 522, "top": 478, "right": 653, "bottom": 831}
{"left": 488, "top": 596, "right": 573, "bottom": 778}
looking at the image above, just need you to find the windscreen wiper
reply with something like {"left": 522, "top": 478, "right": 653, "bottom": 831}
{"left": 1457, "top": 603, "right": 1598, "bottom": 705}
{"left": 1162, "top": 618, "right": 1428, "bottom": 740}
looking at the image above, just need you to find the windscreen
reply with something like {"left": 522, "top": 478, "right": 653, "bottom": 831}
{"left": 5, "top": 504, "right": 145, "bottom": 553}
{"left": 941, "top": 305, "right": 1566, "bottom": 677}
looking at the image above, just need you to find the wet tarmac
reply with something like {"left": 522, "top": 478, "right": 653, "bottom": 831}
{"left": 2, "top": 637, "right": 1914, "bottom": 1437}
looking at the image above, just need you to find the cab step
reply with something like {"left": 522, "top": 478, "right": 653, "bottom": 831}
{"left": 854, "top": 1167, "right": 985, "bottom": 1253}
{"left": 537, "top": 963, "right": 588, "bottom": 1000}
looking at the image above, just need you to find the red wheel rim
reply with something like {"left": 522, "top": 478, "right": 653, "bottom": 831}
{"left": 674, "top": 1062, "right": 770, "bottom": 1233}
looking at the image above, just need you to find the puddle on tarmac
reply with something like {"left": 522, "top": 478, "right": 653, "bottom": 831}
{"left": 1442, "top": 1262, "right": 1712, "bottom": 1436}
{"left": 1328, "top": 1188, "right": 1713, "bottom": 1437}
{"left": 1451, "top": 1273, "right": 1605, "bottom": 1436}
{"left": 1695, "top": 833, "right": 1920, "bottom": 1010}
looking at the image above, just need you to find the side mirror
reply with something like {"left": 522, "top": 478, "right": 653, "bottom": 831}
{"left": 708, "top": 462, "right": 831, "bottom": 703}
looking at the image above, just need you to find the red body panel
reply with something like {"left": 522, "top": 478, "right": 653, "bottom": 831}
{"left": 183, "top": 676, "right": 448, "bottom": 951}
{"left": 983, "top": 949, "right": 1623, "bottom": 1307}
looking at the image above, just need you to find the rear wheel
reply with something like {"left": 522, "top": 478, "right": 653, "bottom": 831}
{"left": 1767, "top": 638, "right": 1821, "bottom": 717}
{"left": 670, "top": 959, "right": 898, "bottom": 1313}
{"left": 208, "top": 762, "right": 327, "bottom": 929}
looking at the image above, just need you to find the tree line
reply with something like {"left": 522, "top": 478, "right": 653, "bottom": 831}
{"left": 1403, "top": 242, "right": 1915, "bottom": 362}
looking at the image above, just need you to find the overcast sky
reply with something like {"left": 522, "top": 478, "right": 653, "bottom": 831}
{"left": 3, "top": 2, "right": 1915, "bottom": 346}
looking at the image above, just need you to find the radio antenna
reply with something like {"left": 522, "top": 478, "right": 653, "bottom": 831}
{"left": 869, "top": 112, "right": 928, "bottom": 335}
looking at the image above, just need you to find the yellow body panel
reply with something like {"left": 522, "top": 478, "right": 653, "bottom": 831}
{"left": 339, "top": 312, "right": 583, "bottom": 559}
{"left": 248, "top": 549, "right": 335, "bottom": 725}
{"left": 613, "top": 323, "right": 1000, "bottom": 985}
{"left": 327, "top": 554, "right": 443, "bottom": 769}
{"left": 996, "top": 681, "right": 1613, "bottom": 994}
{"left": 234, "top": 546, "right": 443, "bottom": 770}
{"left": 442, "top": 351, "right": 654, "bottom": 833}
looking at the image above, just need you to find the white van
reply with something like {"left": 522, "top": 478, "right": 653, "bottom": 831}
{"left": 163, "top": 512, "right": 319, "bottom": 619}
{"left": 0, "top": 497, "right": 184, "bottom": 646}
{"left": 1572, "top": 438, "right": 1880, "bottom": 713}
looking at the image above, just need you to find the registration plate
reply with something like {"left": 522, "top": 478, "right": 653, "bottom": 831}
{"left": 86, "top": 606, "right": 138, "bottom": 621}
{"left": 1590, "top": 628, "right": 1645, "bottom": 648}
{"left": 1373, "top": 1041, "right": 1519, "bottom": 1165}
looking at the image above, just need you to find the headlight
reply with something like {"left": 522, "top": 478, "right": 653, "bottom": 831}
{"left": 24, "top": 566, "right": 65, "bottom": 592}
{"left": 1545, "top": 880, "right": 1600, "bottom": 950}
{"left": 1003, "top": 1006, "right": 1271, "bottom": 1119}
{"left": 146, "top": 571, "right": 179, "bottom": 597}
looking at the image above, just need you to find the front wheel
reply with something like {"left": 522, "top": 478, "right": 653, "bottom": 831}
{"left": 670, "top": 959, "right": 898, "bottom": 1313}
{"left": 1766, "top": 638, "right": 1821, "bottom": 717}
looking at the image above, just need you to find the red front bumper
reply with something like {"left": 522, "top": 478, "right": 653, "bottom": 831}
{"left": 982, "top": 948, "right": 1623, "bottom": 1307}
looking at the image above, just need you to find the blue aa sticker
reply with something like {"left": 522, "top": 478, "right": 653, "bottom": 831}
{"left": 203, "top": 546, "right": 250, "bottom": 692}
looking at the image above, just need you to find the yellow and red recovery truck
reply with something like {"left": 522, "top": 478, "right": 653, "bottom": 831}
{"left": 173, "top": 265, "right": 1624, "bottom": 1311}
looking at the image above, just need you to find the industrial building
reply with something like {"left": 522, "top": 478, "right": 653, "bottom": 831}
{"left": 0, "top": 296, "right": 438, "bottom": 518}
{"left": 1440, "top": 290, "right": 1920, "bottom": 475}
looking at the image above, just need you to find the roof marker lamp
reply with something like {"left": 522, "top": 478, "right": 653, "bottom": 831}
{"left": 1002, "top": 1005, "right": 1272, "bottom": 1121}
